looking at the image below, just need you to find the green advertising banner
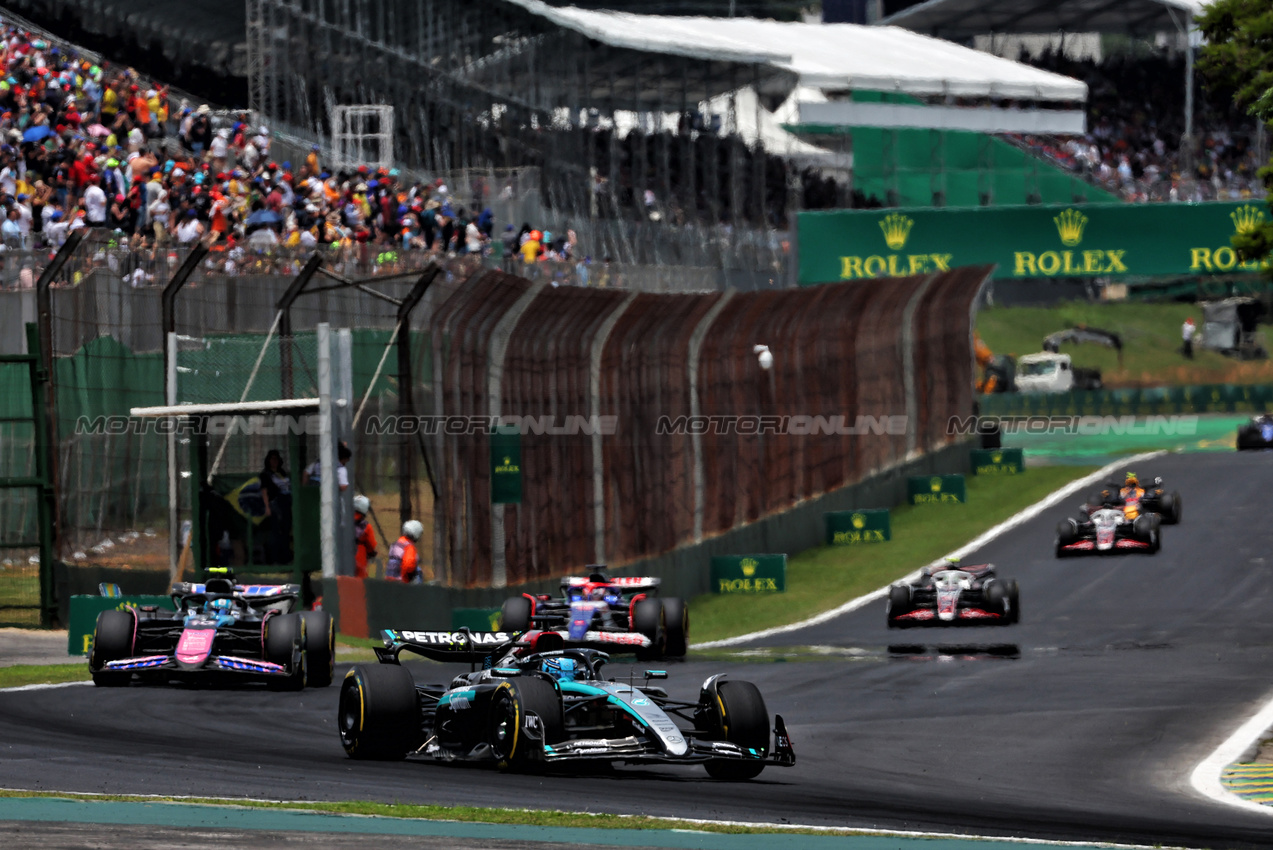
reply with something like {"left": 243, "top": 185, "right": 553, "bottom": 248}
{"left": 490, "top": 425, "right": 522, "bottom": 504}
{"left": 710, "top": 554, "right": 787, "bottom": 594}
{"left": 68, "top": 595, "right": 176, "bottom": 656}
{"left": 978, "top": 383, "right": 1273, "bottom": 417}
{"left": 825, "top": 509, "right": 891, "bottom": 545}
{"left": 970, "top": 448, "right": 1025, "bottom": 475}
{"left": 907, "top": 474, "right": 967, "bottom": 504}
{"left": 452, "top": 607, "right": 502, "bottom": 632}
{"left": 798, "top": 201, "right": 1270, "bottom": 284}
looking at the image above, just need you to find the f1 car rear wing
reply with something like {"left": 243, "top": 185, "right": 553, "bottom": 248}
{"left": 376, "top": 629, "right": 521, "bottom": 665}
{"left": 561, "top": 576, "right": 661, "bottom": 591}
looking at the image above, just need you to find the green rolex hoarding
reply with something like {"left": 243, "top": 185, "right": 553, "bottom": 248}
{"left": 490, "top": 425, "right": 522, "bottom": 504}
{"left": 68, "top": 595, "right": 176, "bottom": 655}
{"left": 970, "top": 448, "right": 1025, "bottom": 475}
{"left": 907, "top": 474, "right": 967, "bottom": 504}
{"left": 797, "top": 201, "right": 1269, "bottom": 285}
{"left": 710, "top": 554, "right": 786, "bottom": 593}
{"left": 825, "top": 509, "right": 891, "bottom": 545}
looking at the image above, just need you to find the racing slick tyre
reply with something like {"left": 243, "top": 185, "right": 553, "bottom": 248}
{"left": 301, "top": 611, "right": 335, "bottom": 688}
{"left": 662, "top": 598, "right": 689, "bottom": 657}
{"left": 490, "top": 677, "right": 564, "bottom": 771}
{"left": 90, "top": 609, "right": 135, "bottom": 687}
{"left": 704, "top": 680, "right": 770, "bottom": 780}
{"left": 886, "top": 585, "right": 911, "bottom": 628}
{"left": 984, "top": 581, "right": 1010, "bottom": 621}
{"left": 339, "top": 664, "right": 419, "bottom": 760}
{"left": 265, "top": 613, "right": 307, "bottom": 691}
{"left": 500, "top": 596, "right": 532, "bottom": 632}
{"left": 1008, "top": 580, "right": 1021, "bottom": 624}
{"left": 1132, "top": 515, "right": 1161, "bottom": 554}
{"left": 632, "top": 597, "right": 666, "bottom": 661}
{"left": 1159, "top": 491, "right": 1181, "bottom": 525}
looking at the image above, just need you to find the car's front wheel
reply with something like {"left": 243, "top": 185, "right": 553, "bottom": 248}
{"left": 265, "top": 613, "right": 306, "bottom": 690}
{"left": 489, "top": 677, "right": 563, "bottom": 771}
{"left": 703, "top": 680, "right": 770, "bottom": 780}
{"left": 90, "top": 609, "right": 135, "bottom": 687}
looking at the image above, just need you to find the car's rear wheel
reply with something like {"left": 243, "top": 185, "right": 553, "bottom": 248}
{"left": 703, "top": 680, "right": 770, "bottom": 780}
{"left": 1160, "top": 491, "right": 1181, "bottom": 524}
{"left": 490, "top": 677, "right": 564, "bottom": 771}
{"left": 265, "top": 613, "right": 306, "bottom": 690}
{"left": 339, "top": 664, "right": 419, "bottom": 760}
{"left": 1008, "top": 580, "right": 1021, "bottom": 624}
{"left": 886, "top": 585, "right": 911, "bottom": 628}
{"left": 90, "top": 609, "right": 135, "bottom": 687}
{"left": 662, "top": 598, "right": 689, "bottom": 657}
{"left": 632, "top": 598, "right": 666, "bottom": 660}
{"left": 301, "top": 611, "right": 335, "bottom": 688}
{"left": 500, "top": 596, "right": 532, "bottom": 632}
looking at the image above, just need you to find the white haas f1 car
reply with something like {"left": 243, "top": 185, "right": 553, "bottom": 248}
{"left": 887, "top": 562, "right": 1019, "bottom": 628}
{"left": 501, "top": 567, "right": 687, "bottom": 660}
{"left": 339, "top": 629, "right": 794, "bottom": 779}
{"left": 1055, "top": 505, "right": 1160, "bottom": 557}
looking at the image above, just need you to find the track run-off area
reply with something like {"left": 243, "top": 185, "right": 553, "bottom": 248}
{"left": 2, "top": 451, "right": 1273, "bottom": 848}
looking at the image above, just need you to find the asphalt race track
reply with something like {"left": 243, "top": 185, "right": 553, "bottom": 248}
{"left": 3, "top": 452, "right": 1273, "bottom": 848}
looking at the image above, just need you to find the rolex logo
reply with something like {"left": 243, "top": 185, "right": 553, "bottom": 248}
{"left": 504, "top": 456, "right": 512, "bottom": 465}
{"left": 851, "top": 513, "right": 866, "bottom": 529}
{"left": 930, "top": 477, "right": 942, "bottom": 492}
{"left": 1053, "top": 209, "right": 1088, "bottom": 247}
{"left": 991, "top": 451, "right": 1002, "bottom": 463}
{"left": 1231, "top": 204, "right": 1265, "bottom": 236}
{"left": 879, "top": 213, "right": 914, "bottom": 251}
{"left": 741, "top": 557, "right": 758, "bottom": 578}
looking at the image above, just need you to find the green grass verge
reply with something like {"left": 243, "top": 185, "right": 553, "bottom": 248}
{"left": 976, "top": 300, "right": 1273, "bottom": 388}
{"left": 0, "top": 789, "right": 881, "bottom": 836}
{"left": 690, "top": 465, "right": 1097, "bottom": 644}
{"left": 0, "top": 663, "right": 88, "bottom": 689}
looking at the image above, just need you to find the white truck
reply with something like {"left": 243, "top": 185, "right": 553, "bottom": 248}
{"left": 1014, "top": 352, "right": 1104, "bottom": 394}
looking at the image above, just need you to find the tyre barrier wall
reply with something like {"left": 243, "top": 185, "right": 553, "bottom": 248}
{"left": 978, "top": 383, "right": 1273, "bottom": 417}
{"left": 427, "top": 265, "right": 991, "bottom": 589}
{"left": 325, "top": 439, "right": 973, "bottom": 638}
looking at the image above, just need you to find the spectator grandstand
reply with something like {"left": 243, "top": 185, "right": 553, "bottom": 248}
{"left": 1012, "top": 50, "right": 1268, "bottom": 203}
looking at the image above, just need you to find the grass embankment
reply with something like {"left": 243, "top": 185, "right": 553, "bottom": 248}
{"left": 0, "top": 663, "right": 88, "bottom": 689}
{"left": 0, "top": 789, "right": 880, "bottom": 837}
{"left": 690, "top": 465, "right": 1096, "bottom": 644}
{"left": 976, "top": 301, "right": 1273, "bottom": 387}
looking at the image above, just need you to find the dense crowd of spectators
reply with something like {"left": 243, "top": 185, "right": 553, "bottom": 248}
{"left": 1012, "top": 51, "right": 1268, "bottom": 203}
{"left": 0, "top": 21, "right": 558, "bottom": 285}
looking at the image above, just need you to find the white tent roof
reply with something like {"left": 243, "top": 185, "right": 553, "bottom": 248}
{"left": 505, "top": 0, "right": 1087, "bottom": 102}
{"left": 881, "top": 0, "right": 1213, "bottom": 41}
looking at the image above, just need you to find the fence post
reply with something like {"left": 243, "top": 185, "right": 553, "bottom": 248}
{"left": 34, "top": 230, "right": 85, "bottom": 565}
{"left": 487, "top": 280, "right": 546, "bottom": 588}
{"left": 589, "top": 292, "right": 638, "bottom": 562}
{"left": 902, "top": 274, "right": 938, "bottom": 459}
{"left": 688, "top": 291, "right": 735, "bottom": 542}
{"left": 395, "top": 264, "right": 441, "bottom": 527}
{"left": 276, "top": 253, "right": 325, "bottom": 400}
{"left": 24, "top": 323, "right": 55, "bottom": 627}
{"left": 161, "top": 243, "right": 208, "bottom": 578}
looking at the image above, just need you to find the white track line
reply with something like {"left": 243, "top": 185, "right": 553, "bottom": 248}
{"left": 1189, "top": 690, "right": 1273, "bottom": 817}
{"left": 692, "top": 451, "right": 1166, "bottom": 649}
{"left": 0, "top": 680, "right": 92, "bottom": 694}
{"left": 0, "top": 786, "right": 1179, "bottom": 847}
